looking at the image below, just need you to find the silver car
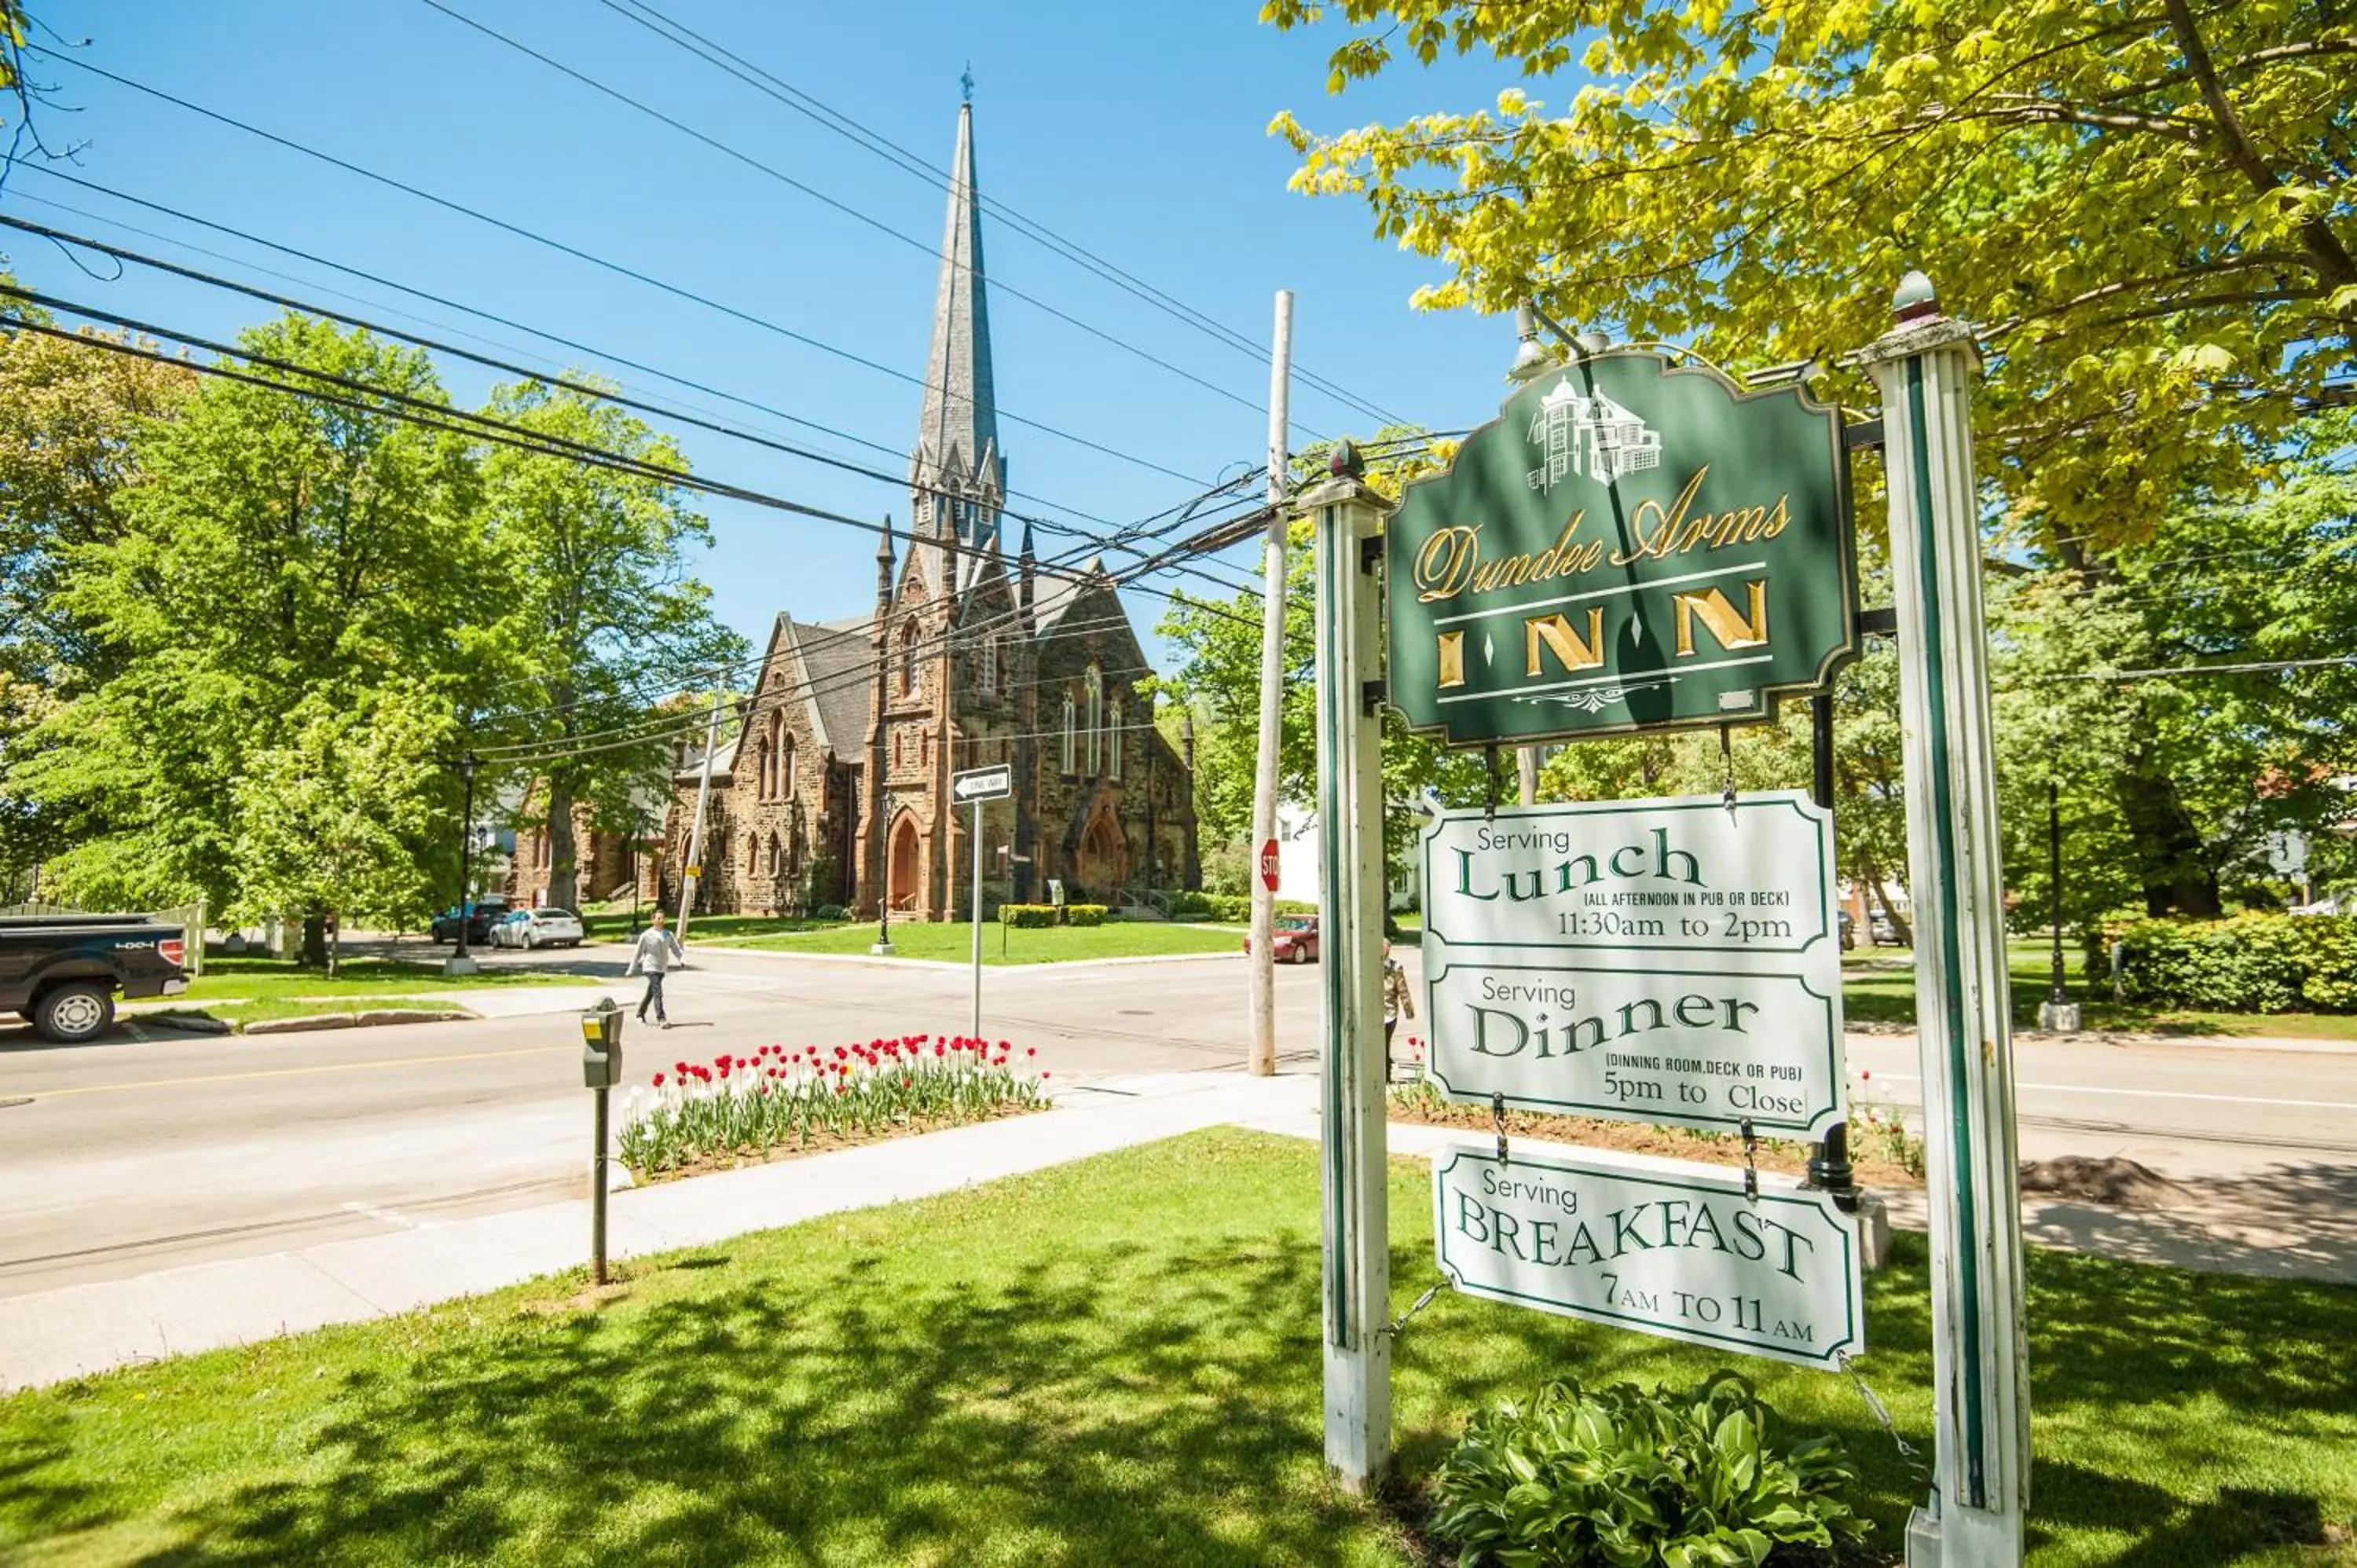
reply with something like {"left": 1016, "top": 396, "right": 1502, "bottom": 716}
{"left": 496, "top": 907, "right": 585, "bottom": 949}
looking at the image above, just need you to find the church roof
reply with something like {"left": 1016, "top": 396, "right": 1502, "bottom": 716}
{"left": 801, "top": 614, "right": 879, "bottom": 756}
{"left": 1032, "top": 557, "right": 1109, "bottom": 635}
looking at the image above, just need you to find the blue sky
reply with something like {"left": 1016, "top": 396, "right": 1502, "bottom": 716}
{"left": 1, "top": 1, "right": 1528, "bottom": 662}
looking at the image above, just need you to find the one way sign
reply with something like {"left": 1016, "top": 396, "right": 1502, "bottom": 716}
{"left": 951, "top": 763, "right": 1014, "bottom": 804}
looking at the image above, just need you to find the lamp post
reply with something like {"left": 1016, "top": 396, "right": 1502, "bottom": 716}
{"left": 871, "top": 786, "right": 896, "bottom": 956}
{"left": 2038, "top": 771, "right": 2080, "bottom": 1031}
{"left": 445, "top": 751, "right": 480, "bottom": 976}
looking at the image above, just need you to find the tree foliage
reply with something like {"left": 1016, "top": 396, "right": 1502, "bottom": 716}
{"left": 12, "top": 316, "right": 494, "bottom": 920}
{"left": 474, "top": 379, "right": 744, "bottom": 911}
{"left": 1266, "top": 0, "right": 2357, "bottom": 544}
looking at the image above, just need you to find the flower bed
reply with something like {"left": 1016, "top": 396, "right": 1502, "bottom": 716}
{"left": 618, "top": 1035, "right": 1051, "bottom": 1179}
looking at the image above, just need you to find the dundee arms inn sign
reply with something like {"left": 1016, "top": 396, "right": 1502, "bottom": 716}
{"left": 1387, "top": 353, "right": 1857, "bottom": 744}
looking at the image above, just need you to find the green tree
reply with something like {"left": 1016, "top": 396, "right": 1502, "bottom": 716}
{"left": 230, "top": 687, "right": 456, "bottom": 973}
{"left": 474, "top": 379, "right": 744, "bottom": 913}
{"left": 11, "top": 315, "right": 494, "bottom": 954}
{"left": 0, "top": 319, "right": 196, "bottom": 885}
{"left": 1266, "top": 0, "right": 2356, "bottom": 544}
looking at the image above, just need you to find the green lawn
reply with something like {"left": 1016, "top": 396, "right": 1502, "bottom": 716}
{"left": 709, "top": 919, "right": 1245, "bottom": 965}
{"left": 180, "top": 956, "right": 575, "bottom": 1005}
{"left": 1840, "top": 940, "right": 2357, "bottom": 1041}
{"left": 582, "top": 912, "right": 844, "bottom": 943}
{"left": 150, "top": 997, "right": 471, "bottom": 1031}
{"left": 4, "top": 1130, "right": 2348, "bottom": 1566}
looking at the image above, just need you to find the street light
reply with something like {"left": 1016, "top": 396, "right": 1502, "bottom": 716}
{"left": 445, "top": 751, "right": 481, "bottom": 977}
{"left": 871, "top": 786, "right": 896, "bottom": 956}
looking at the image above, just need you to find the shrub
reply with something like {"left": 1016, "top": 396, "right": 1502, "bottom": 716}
{"left": 1167, "top": 890, "right": 1215, "bottom": 918}
{"left": 999, "top": 903, "right": 1059, "bottom": 929}
{"left": 1430, "top": 1372, "right": 1867, "bottom": 1567}
{"left": 1065, "top": 903, "right": 1107, "bottom": 927}
{"left": 813, "top": 904, "right": 848, "bottom": 922}
{"left": 2113, "top": 914, "right": 2357, "bottom": 1013}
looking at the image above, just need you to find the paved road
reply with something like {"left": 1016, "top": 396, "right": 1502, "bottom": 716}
{"left": 3, "top": 943, "right": 2352, "bottom": 1297}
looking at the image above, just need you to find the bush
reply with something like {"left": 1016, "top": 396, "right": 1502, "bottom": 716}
{"left": 999, "top": 904, "right": 1058, "bottom": 929}
{"left": 1431, "top": 1372, "right": 1867, "bottom": 1567}
{"left": 1167, "top": 890, "right": 1215, "bottom": 918}
{"left": 813, "top": 904, "right": 848, "bottom": 921}
{"left": 2113, "top": 913, "right": 2357, "bottom": 1012}
{"left": 1065, "top": 903, "right": 1107, "bottom": 927}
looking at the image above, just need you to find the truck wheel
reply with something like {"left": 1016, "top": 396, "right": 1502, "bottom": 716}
{"left": 34, "top": 981, "right": 115, "bottom": 1044}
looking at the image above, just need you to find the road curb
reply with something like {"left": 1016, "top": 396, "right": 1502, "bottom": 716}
{"left": 235, "top": 1009, "right": 473, "bottom": 1037}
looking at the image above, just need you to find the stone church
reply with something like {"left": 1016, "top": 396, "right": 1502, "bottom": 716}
{"left": 651, "top": 97, "right": 1198, "bottom": 921}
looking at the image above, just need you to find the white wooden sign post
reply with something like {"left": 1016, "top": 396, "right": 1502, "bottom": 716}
{"left": 1307, "top": 456, "right": 1394, "bottom": 1493}
{"left": 1859, "top": 274, "right": 2030, "bottom": 1565}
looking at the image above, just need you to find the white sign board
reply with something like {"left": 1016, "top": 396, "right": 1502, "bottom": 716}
{"left": 1433, "top": 1139, "right": 1864, "bottom": 1369}
{"left": 951, "top": 763, "right": 1014, "bottom": 804}
{"left": 1423, "top": 957, "right": 1843, "bottom": 1135}
{"left": 1420, "top": 793, "right": 1839, "bottom": 956}
{"left": 1417, "top": 794, "right": 1846, "bottom": 1132}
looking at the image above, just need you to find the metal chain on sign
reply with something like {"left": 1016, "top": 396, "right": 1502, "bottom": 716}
{"left": 1718, "top": 724, "right": 1738, "bottom": 817}
{"left": 1739, "top": 1116, "right": 1760, "bottom": 1201}
{"left": 1383, "top": 1275, "right": 1450, "bottom": 1340}
{"left": 1837, "top": 1351, "right": 1934, "bottom": 1486}
{"left": 1484, "top": 742, "right": 1502, "bottom": 821}
{"left": 1493, "top": 1091, "right": 1511, "bottom": 1165}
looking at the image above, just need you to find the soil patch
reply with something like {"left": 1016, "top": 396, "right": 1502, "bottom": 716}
{"left": 2018, "top": 1154, "right": 2187, "bottom": 1209}
{"left": 1387, "top": 1094, "right": 1926, "bottom": 1191}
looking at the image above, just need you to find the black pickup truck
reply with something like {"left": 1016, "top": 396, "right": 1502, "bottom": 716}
{"left": 0, "top": 915, "right": 190, "bottom": 1042}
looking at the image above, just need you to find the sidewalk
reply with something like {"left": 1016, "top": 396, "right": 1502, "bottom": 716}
{"left": 0, "top": 1071, "right": 1318, "bottom": 1393}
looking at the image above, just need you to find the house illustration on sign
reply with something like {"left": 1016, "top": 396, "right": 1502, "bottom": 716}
{"left": 1525, "top": 380, "right": 1663, "bottom": 493}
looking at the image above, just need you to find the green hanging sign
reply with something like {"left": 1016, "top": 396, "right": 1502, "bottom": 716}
{"left": 1385, "top": 352, "right": 1857, "bottom": 745}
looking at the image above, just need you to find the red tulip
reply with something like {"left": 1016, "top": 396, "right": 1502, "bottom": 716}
{"left": 653, "top": 1072, "right": 666, "bottom": 1087}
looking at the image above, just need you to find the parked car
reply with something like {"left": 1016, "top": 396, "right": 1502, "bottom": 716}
{"left": 1244, "top": 914, "right": 1320, "bottom": 965}
{"left": 1838, "top": 910, "right": 1856, "bottom": 950}
{"left": 431, "top": 896, "right": 511, "bottom": 945}
{"left": 493, "top": 907, "right": 585, "bottom": 950}
{"left": 1868, "top": 912, "right": 1908, "bottom": 947}
{"left": 0, "top": 914, "right": 189, "bottom": 1042}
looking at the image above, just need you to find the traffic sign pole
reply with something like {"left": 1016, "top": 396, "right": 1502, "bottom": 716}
{"left": 971, "top": 794, "right": 984, "bottom": 1039}
{"left": 1861, "top": 273, "right": 2029, "bottom": 1566}
{"left": 1307, "top": 453, "right": 1391, "bottom": 1493}
{"left": 949, "top": 763, "right": 1013, "bottom": 1042}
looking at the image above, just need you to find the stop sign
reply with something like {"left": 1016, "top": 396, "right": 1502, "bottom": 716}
{"left": 1259, "top": 837, "right": 1281, "bottom": 893}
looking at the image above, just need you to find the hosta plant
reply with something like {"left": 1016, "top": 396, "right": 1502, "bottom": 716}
{"left": 1429, "top": 1371, "right": 1867, "bottom": 1567}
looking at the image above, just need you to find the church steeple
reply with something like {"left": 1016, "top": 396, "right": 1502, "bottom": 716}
{"left": 911, "top": 91, "right": 1004, "bottom": 594}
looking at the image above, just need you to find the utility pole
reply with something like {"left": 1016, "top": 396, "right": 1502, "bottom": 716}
{"left": 1248, "top": 289, "right": 1293, "bottom": 1078}
{"left": 676, "top": 698, "right": 724, "bottom": 944}
{"left": 2039, "top": 771, "right": 2080, "bottom": 1031}
{"left": 1861, "top": 271, "right": 2030, "bottom": 1565}
{"left": 445, "top": 750, "right": 480, "bottom": 976}
{"left": 1516, "top": 746, "right": 1540, "bottom": 806}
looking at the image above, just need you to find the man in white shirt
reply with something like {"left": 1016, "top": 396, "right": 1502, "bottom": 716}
{"left": 628, "top": 910, "right": 687, "bottom": 1028}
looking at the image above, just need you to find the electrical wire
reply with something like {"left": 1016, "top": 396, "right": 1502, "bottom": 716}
{"left": 412, "top": 0, "right": 1336, "bottom": 445}
{"left": 593, "top": 0, "right": 1414, "bottom": 430}
{"left": 25, "top": 45, "right": 1214, "bottom": 489}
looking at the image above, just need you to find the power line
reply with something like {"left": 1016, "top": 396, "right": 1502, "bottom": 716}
{"left": 3, "top": 304, "right": 1270, "bottom": 636}
{"left": 412, "top": 0, "right": 1336, "bottom": 445}
{"left": 594, "top": 0, "right": 1413, "bottom": 431}
{"left": 27, "top": 45, "right": 1213, "bottom": 489}
{"left": 2029, "top": 654, "right": 2357, "bottom": 683}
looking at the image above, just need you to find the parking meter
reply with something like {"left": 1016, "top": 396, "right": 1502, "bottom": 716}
{"left": 580, "top": 996, "right": 624, "bottom": 1089}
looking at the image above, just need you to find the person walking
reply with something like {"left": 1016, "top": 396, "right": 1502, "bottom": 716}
{"left": 1381, "top": 939, "right": 1414, "bottom": 1082}
{"left": 629, "top": 909, "right": 686, "bottom": 1028}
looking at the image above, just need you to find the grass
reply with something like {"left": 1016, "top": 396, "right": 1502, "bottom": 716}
{"left": 149, "top": 997, "right": 471, "bottom": 1031}
{"left": 2, "top": 1130, "right": 2350, "bottom": 1566}
{"left": 180, "top": 956, "right": 575, "bottom": 1005}
{"left": 1839, "top": 939, "right": 2357, "bottom": 1041}
{"left": 581, "top": 913, "right": 843, "bottom": 943}
{"left": 709, "top": 919, "right": 1245, "bottom": 965}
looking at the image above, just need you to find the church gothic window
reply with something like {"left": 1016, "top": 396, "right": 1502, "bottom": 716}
{"left": 1061, "top": 692, "right": 1077, "bottom": 775}
{"left": 1109, "top": 698, "right": 1124, "bottom": 782}
{"left": 782, "top": 729, "right": 796, "bottom": 797}
{"left": 900, "top": 622, "right": 920, "bottom": 696}
{"left": 980, "top": 634, "right": 997, "bottom": 696}
{"left": 1085, "top": 664, "right": 1103, "bottom": 775}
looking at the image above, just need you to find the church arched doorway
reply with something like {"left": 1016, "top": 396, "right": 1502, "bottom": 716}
{"left": 1076, "top": 808, "right": 1126, "bottom": 898}
{"left": 888, "top": 812, "right": 923, "bottom": 913}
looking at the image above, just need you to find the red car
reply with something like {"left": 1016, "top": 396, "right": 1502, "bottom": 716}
{"left": 1244, "top": 914, "right": 1320, "bottom": 964}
